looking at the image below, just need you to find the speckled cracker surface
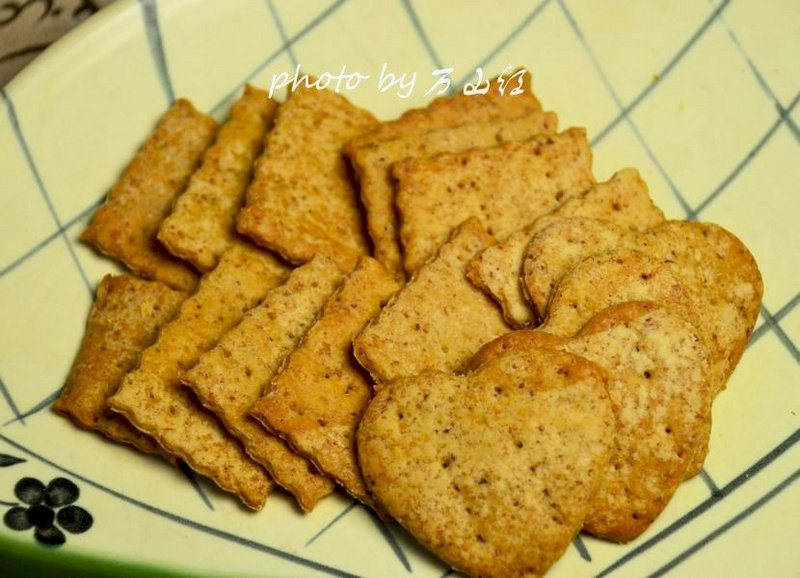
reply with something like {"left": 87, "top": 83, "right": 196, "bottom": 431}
{"left": 236, "top": 85, "right": 377, "bottom": 272}
{"left": 471, "top": 302, "right": 712, "bottom": 542}
{"left": 569, "top": 302, "right": 712, "bottom": 541}
{"left": 522, "top": 218, "right": 763, "bottom": 395}
{"left": 357, "top": 343, "right": 614, "bottom": 578}
{"left": 250, "top": 257, "right": 399, "bottom": 502}
{"left": 541, "top": 249, "right": 693, "bottom": 338}
{"left": 81, "top": 99, "right": 217, "bottom": 290}
{"left": 349, "top": 111, "right": 557, "bottom": 279}
{"left": 468, "top": 168, "right": 664, "bottom": 327}
{"left": 182, "top": 255, "right": 343, "bottom": 511}
{"left": 158, "top": 86, "right": 278, "bottom": 272}
{"left": 107, "top": 244, "right": 289, "bottom": 509}
{"left": 394, "top": 127, "right": 594, "bottom": 275}
{"left": 522, "top": 217, "right": 631, "bottom": 321}
{"left": 637, "top": 221, "right": 762, "bottom": 396}
{"left": 345, "top": 68, "right": 541, "bottom": 152}
{"left": 353, "top": 218, "right": 510, "bottom": 384}
{"left": 53, "top": 274, "right": 186, "bottom": 460}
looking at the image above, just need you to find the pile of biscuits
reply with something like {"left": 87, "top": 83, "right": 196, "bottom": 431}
{"left": 54, "top": 72, "right": 763, "bottom": 578}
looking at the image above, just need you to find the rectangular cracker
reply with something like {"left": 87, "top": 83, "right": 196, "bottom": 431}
{"left": 107, "top": 243, "right": 290, "bottom": 509}
{"left": 353, "top": 218, "right": 511, "bottom": 384}
{"left": 344, "top": 68, "right": 542, "bottom": 153}
{"left": 181, "top": 255, "right": 344, "bottom": 511}
{"left": 393, "top": 127, "right": 594, "bottom": 275}
{"left": 53, "top": 274, "right": 186, "bottom": 461}
{"left": 158, "top": 86, "right": 278, "bottom": 272}
{"left": 81, "top": 99, "right": 218, "bottom": 291}
{"left": 250, "top": 257, "right": 400, "bottom": 503}
{"left": 349, "top": 110, "right": 558, "bottom": 279}
{"left": 467, "top": 168, "right": 665, "bottom": 327}
{"left": 236, "top": 84, "right": 378, "bottom": 272}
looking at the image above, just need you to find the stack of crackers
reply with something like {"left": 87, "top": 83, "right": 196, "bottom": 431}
{"left": 55, "top": 71, "right": 762, "bottom": 578}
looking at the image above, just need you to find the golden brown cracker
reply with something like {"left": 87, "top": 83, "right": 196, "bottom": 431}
{"left": 345, "top": 68, "right": 541, "bottom": 153}
{"left": 470, "top": 301, "right": 712, "bottom": 542}
{"left": 528, "top": 220, "right": 761, "bottom": 477}
{"left": 158, "top": 86, "right": 278, "bottom": 272}
{"left": 81, "top": 99, "right": 217, "bottom": 290}
{"left": 522, "top": 216, "right": 630, "bottom": 320}
{"left": 541, "top": 249, "right": 694, "bottom": 338}
{"left": 53, "top": 274, "right": 186, "bottom": 460}
{"left": 394, "top": 127, "right": 594, "bottom": 275}
{"left": 107, "top": 244, "right": 289, "bottom": 509}
{"left": 357, "top": 342, "right": 614, "bottom": 578}
{"left": 236, "top": 84, "right": 378, "bottom": 272}
{"left": 637, "top": 221, "right": 762, "bottom": 396}
{"left": 353, "top": 218, "right": 511, "bottom": 384}
{"left": 182, "top": 255, "right": 343, "bottom": 511}
{"left": 349, "top": 110, "right": 558, "bottom": 279}
{"left": 570, "top": 302, "right": 712, "bottom": 541}
{"left": 250, "top": 257, "right": 400, "bottom": 503}
{"left": 467, "top": 168, "right": 664, "bottom": 327}
{"left": 522, "top": 218, "right": 762, "bottom": 395}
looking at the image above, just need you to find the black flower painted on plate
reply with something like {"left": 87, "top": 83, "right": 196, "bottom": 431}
{"left": 3, "top": 476, "right": 93, "bottom": 546}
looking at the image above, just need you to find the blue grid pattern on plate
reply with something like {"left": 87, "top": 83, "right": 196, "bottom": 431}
{"left": 1, "top": 0, "right": 798, "bottom": 576}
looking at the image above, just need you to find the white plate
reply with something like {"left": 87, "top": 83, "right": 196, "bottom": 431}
{"left": 1, "top": 0, "right": 799, "bottom": 576}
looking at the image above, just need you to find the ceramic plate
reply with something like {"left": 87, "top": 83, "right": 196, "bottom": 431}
{"left": 1, "top": 0, "right": 799, "bottom": 576}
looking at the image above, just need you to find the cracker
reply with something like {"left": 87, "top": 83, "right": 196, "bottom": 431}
{"left": 529, "top": 221, "right": 761, "bottom": 477}
{"left": 522, "top": 218, "right": 763, "bottom": 395}
{"left": 53, "top": 274, "right": 186, "bottom": 460}
{"left": 349, "top": 111, "right": 558, "bottom": 279}
{"left": 522, "top": 216, "right": 630, "bottom": 321}
{"left": 107, "top": 244, "right": 289, "bottom": 510}
{"left": 353, "top": 218, "right": 511, "bottom": 384}
{"left": 637, "top": 221, "right": 762, "bottom": 397}
{"left": 158, "top": 86, "right": 278, "bottom": 272}
{"left": 236, "top": 84, "right": 378, "bottom": 272}
{"left": 345, "top": 68, "right": 541, "bottom": 153}
{"left": 357, "top": 341, "right": 614, "bottom": 578}
{"left": 250, "top": 257, "right": 400, "bottom": 503}
{"left": 541, "top": 249, "right": 695, "bottom": 338}
{"left": 469, "top": 301, "right": 712, "bottom": 542}
{"left": 467, "top": 168, "right": 664, "bottom": 327}
{"left": 571, "top": 302, "right": 712, "bottom": 541}
{"left": 81, "top": 99, "right": 218, "bottom": 291}
{"left": 394, "top": 127, "right": 594, "bottom": 275}
{"left": 182, "top": 255, "right": 343, "bottom": 511}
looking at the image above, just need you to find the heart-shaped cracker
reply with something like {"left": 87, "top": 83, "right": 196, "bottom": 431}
{"left": 542, "top": 249, "right": 695, "bottom": 338}
{"left": 539, "top": 250, "right": 711, "bottom": 477}
{"left": 470, "top": 301, "right": 712, "bottom": 542}
{"left": 467, "top": 168, "right": 665, "bottom": 328}
{"left": 522, "top": 217, "right": 629, "bottom": 320}
{"left": 522, "top": 218, "right": 762, "bottom": 396}
{"left": 357, "top": 345, "right": 614, "bottom": 578}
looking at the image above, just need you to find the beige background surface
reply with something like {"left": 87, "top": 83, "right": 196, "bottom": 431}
{"left": 1, "top": 1, "right": 798, "bottom": 577}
